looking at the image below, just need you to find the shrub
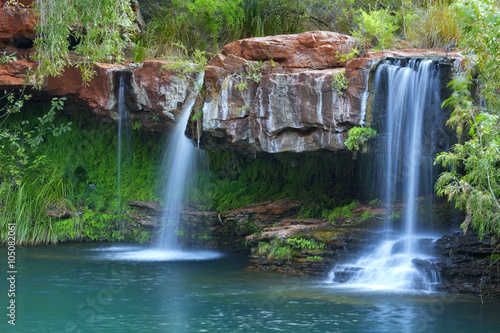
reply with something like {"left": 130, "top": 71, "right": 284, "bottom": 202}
{"left": 352, "top": 9, "right": 399, "bottom": 50}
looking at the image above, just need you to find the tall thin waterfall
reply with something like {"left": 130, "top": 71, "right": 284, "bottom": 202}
{"left": 117, "top": 73, "right": 131, "bottom": 215}
{"left": 329, "top": 58, "right": 446, "bottom": 291}
{"left": 157, "top": 73, "right": 205, "bottom": 250}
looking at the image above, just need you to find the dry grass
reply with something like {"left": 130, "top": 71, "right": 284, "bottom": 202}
{"left": 405, "top": 3, "right": 460, "bottom": 49}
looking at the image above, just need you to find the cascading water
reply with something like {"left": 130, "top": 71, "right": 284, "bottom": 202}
{"left": 157, "top": 73, "right": 206, "bottom": 250}
{"left": 329, "top": 58, "right": 449, "bottom": 291}
{"left": 116, "top": 72, "right": 131, "bottom": 215}
{"left": 112, "top": 72, "right": 220, "bottom": 260}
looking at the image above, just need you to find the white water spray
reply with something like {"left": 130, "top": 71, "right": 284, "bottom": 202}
{"left": 117, "top": 73, "right": 131, "bottom": 215}
{"left": 157, "top": 73, "right": 206, "bottom": 250}
{"left": 330, "top": 59, "right": 445, "bottom": 291}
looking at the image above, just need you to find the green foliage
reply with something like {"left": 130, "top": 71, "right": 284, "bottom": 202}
{"left": 267, "top": 238, "right": 293, "bottom": 260}
{"left": 332, "top": 70, "right": 349, "bottom": 96}
{"left": 434, "top": 0, "right": 500, "bottom": 238}
{"left": 140, "top": 0, "right": 243, "bottom": 56}
{"left": 336, "top": 47, "right": 360, "bottom": 63}
{"left": 160, "top": 43, "right": 208, "bottom": 75}
{"left": 256, "top": 237, "right": 325, "bottom": 262}
{"left": 0, "top": 168, "right": 72, "bottom": 245}
{"left": 352, "top": 9, "right": 399, "bottom": 50}
{"left": 306, "top": 256, "right": 324, "bottom": 261}
{"left": 203, "top": 151, "right": 357, "bottom": 212}
{"left": 285, "top": 237, "right": 326, "bottom": 250}
{"left": 32, "top": 0, "right": 135, "bottom": 85}
{"left": 389, "top": 213, "right": 401, "bottom": 219}
{"left": 359, "top": 210, "right": 375, "bottom": 222}
{"left": 81, "top": 210, "right": 124, "bottom": 241}
{"left": 297, "top": 205, "right": 315, "bottom": 219}
{"left": 322, "top": 200, "right": 358, "bottom": 221}
{"left": 231, "top": 60, "right": 274, "bottom": 91}
{"left": 1, "top": 102, "right": 161, "bottom": 244}
{"left": 0, "top": 52, "right": 17, "bottom": 64}
{"left": 238, "top": 0, "right": 307, "bottom": 38}
{"left": 369, "top": 198, "right": 379, "bottom": 205}
{"left": 345, "top": 126, "right": 377, "bottom": 151}
{"left": 0, "top": 97, "right": 71, "bottom": 185}
{"left": 257, "top": 241, "right": 270, "bottom": 255}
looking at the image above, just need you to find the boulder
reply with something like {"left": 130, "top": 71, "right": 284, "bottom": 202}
{"left": 222, "top": 31, "right": 357, "bottom": 69}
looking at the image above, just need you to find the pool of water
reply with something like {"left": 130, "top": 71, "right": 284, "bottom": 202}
{"left": 2, "top": 243, "right": 499, "bottom": 332}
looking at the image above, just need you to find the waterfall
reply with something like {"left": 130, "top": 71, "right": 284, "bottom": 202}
{"left": 157, "top": 73, "right": 205, "bottom": 250}
{"left": 329, "top": 58, "right": 447, "bottom": 291}
{"left": 116, "top": 72, "right": 131, "bottom": 215}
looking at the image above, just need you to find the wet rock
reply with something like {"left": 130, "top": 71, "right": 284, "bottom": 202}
{"left": 222, "top": 198, "right": 305, "bottom": 229}
{"left": 246, "top": 218, "right": 379, "bottom": 276}
{"left": 126, "top": 212, "right": 159, "bottom": 228}
{"left": 435, "top": 232, "right": 500, "bottom": 296}
{"left": 412, "top": 258, "right": 440, "bottom": 286}
{"left": 127, "top": 200, "right": 162, "bottom": 213}
{"left": 332, "top": 266, "right": 363, "bottom": 283}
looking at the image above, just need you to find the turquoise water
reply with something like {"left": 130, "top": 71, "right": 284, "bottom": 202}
{"left": 2, "top": 244, "right": 499, "bottom": 333}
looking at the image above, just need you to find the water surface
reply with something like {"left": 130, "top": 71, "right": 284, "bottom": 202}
{"left": 2, "top": 244, "right": 499, "bottom": 332}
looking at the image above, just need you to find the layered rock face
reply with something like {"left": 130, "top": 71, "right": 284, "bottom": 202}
{"left": 190, "top": 32, "right": 464, "bottom": 156}
{"left": 0, "top": 58, "right": 195, "bottom": 131}
{"left": 43, "top": 62, "right": 196, "bottom": 131}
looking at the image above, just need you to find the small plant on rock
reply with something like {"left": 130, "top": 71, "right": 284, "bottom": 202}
{"left": 345, "top": 126, "right": 377, "bottom": 151}
{"left": 332, "top": 71, "right": 349, "bottom": 96}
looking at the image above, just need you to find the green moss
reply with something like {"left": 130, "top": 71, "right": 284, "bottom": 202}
{"left": 204, "top": 151, "right": 358, "bottom": 212}
{"left": 311, "top": 229, "right": 343, "bottom": 243}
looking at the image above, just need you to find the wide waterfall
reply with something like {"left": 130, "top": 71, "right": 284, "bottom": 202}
{"left": 329, "top": 58, "right": 448, "bottom": 291}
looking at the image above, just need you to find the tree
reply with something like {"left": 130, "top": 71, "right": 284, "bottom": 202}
{"left": 434, "top": 0, "right": 500, "bottom": 238}
{"left": 9, "top": 0, "right": 136, "bottom": 85}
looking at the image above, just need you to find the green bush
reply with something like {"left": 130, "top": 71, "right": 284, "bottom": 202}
{"left": 352, "top": 9, "right": 399, "bottom": 50}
